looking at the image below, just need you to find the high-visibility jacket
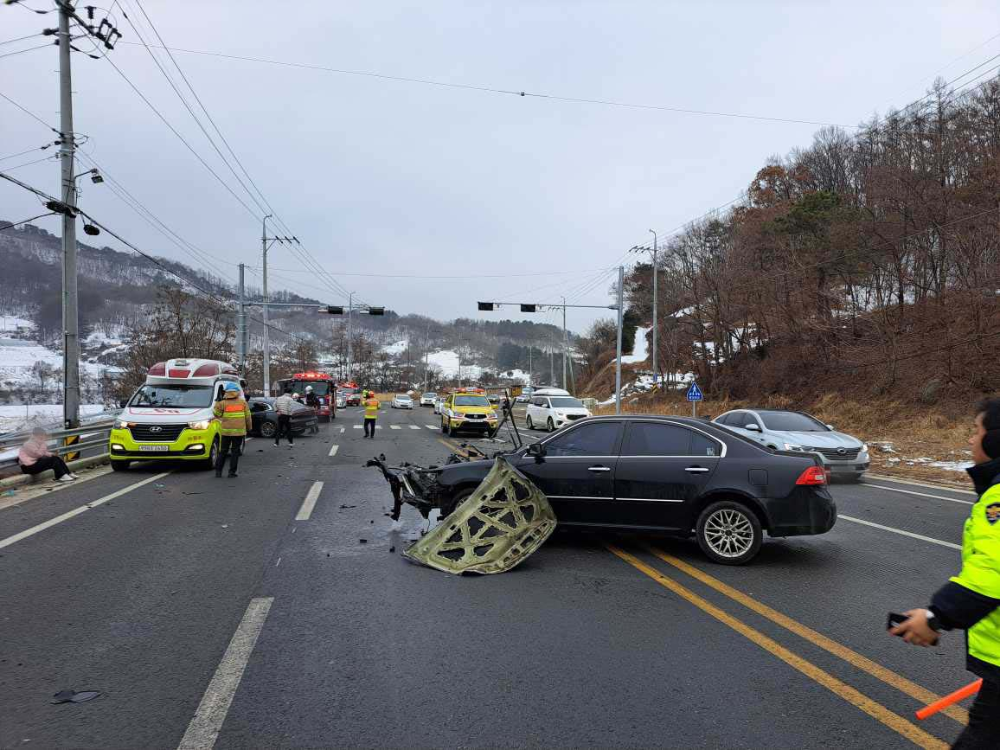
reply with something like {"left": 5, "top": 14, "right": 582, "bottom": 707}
{"left": 363, "top": 398, "right": 380, "bottom": 419}
{"left": 212, "top": 395, "right": 252, "bottom": 436}
{"left": 951, "top": 482, "right": 1000, "bottom": 672}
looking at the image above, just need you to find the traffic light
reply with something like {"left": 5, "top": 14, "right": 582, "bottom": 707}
{"left": 520, "top": 304, "right": 537, "bottom": 313}
{"left": 324, "top": 306, "right": 344, "bottom": 315}
{"left": 367, "top": 307, "right": 385, "bottom": 316}
{"left": 478, "top": 302, "right": 496, "bottom": 311}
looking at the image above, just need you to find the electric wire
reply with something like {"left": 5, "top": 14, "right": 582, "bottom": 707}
{"left": 0, "top": 33, "right": 44, "bottom": 47}
{"left": 0, "top": 42, "right": 51, "bottom": 60}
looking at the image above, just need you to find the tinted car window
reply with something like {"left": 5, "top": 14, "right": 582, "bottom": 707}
{"left": 691, "top": 431, "right": 721, "bottom": 457}
{"left": 545, "top": 422, "right": 619, "bottom": 457}
{"left": 760, "top": 412, "right": 826, "bottom": 431}
{"left": 622, "top": 422, "right": 694, "bottom": 456}
{"left": 716, "top": 412, "right": 736, "bottom": 426}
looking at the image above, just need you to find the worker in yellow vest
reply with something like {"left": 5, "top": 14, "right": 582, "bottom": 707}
{"left": 362, "top": 390, "right": 380, "bottom": 439}
{"left": 212, "top": 382, "right": 252, "bottom": 477}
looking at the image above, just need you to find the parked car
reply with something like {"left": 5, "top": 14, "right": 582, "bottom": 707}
{"left": 335, "top": 391, "right": 347, "bottom": 409}
{"left": 433, "top": 395, "right": 447, "bottom": 415}
{"left": 526, "top": 392, "right": 591, "bottom": 431}
{"left": 713, "top": 409, "right": 869, "bottom": 480}
{"left": 391, "top": 394, "right": 414, "bottom": 409}
{"left": 248, "top": 397, "right": 319, "bottom": 438}
{"left": 386, "top": 415, "right": 836, "bottom": 565}
{"left": 420, "top": 392, "right": 437, "bottom": 407}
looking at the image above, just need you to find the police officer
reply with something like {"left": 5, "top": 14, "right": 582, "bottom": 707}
{"left": 891, "top": 398, "right": 1000, "bottom": 748}
{"left": 212, "top": 382, "right": 252, "bottom": 478}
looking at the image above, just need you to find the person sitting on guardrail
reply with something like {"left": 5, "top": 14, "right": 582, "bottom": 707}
{"left": 17, "top": 427, "right": 77, "bottom": 483}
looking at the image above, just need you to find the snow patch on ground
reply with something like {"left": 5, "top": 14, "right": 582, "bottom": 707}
{"left": 496, "top": 368, "right": 529, "bottom": 383}
{"left": 622, "top": 327, "right": 649, "bottom": 364}
{"left": 0, "top": 315, "right": 34, "bottom": 334}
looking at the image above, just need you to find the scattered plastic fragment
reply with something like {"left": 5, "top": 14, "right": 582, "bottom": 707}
{"left": 2, "top": 490, "right": 16, "bottom": 496}
{"left": 154, "top": 484, "right": 165, "bottom": 488}
{"left": 51, "top": 690, "right": 100, "bottom": 704}
{"left": 182, "top": 492, "right": 203, "bottom": 496}
{"left": 389, "top": 546, "right": 395, "bottom": 553}
{"left": 359, "top": 538, "right": 368, "bottom": 544}
{"left": 339, "top": 504, "right": 356, "bottom": 509}
{"left": 221, "top": 524, "right": 229, "bottom": 529}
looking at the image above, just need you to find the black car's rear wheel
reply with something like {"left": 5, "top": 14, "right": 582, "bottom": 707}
{"left": 696, "top": 501, "right": 762, "bottom": 565}
{"left": 259, "top": 420, "right": 277, "bottom": 438}
{"left": 441, "top": 486, "right": 476, "bottom": 519}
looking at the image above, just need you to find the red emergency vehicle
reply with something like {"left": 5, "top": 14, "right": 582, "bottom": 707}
{"left": 275, "top": 371, "right": 336, "bottom": 421}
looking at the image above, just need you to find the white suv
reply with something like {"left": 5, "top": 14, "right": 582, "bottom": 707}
{"left": 525, "top": 391, "right": 591, "bottom": 431}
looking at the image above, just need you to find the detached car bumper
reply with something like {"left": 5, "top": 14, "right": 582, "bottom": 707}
{"left": 109, "top": 426, "right": 215, "bottom": 460}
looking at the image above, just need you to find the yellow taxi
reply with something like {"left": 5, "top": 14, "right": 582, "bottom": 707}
{"left": 440, "top": 390, "right": 499, "bottom": 436}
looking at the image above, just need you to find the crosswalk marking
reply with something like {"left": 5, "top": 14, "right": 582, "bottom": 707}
{"left": 390, "top": 425, "right": 401, "bottom": 430}
{"left": 425, "top": 425, "right": 437, "bottom": 429}
{"left": 353, "top": 425, "right": 362, "bottom": 429}
{"left": 409, "top": 425, "right": 421, "bottom": 430}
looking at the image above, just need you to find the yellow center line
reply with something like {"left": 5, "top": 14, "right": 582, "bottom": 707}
{"left": 645, "top": 545, "right": 968, "bottom": 726}
{"left": 607, "top": 543, "right": 947, "bottom": 750}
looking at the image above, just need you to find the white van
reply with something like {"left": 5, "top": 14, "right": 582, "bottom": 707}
{"left": 108, "top": 358, "right": 244, "bottom": 471}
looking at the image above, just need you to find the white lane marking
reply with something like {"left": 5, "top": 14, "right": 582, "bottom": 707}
{"left": 376, "top": 425, "right": 383, "bottom": 429}
{"left": 866, "top": 473, "right": 975, "bottom": 495}
{"left": 0, "top": 472, "right": 171, "bottom": 551}
{"left": 353, "top": 425, "right": 362, "bottom": 429}
{"left": 176, "top": 597, "right": 274, "bottom": 750}
{"left": 328, "top": 444, "right": 339, "bottom": 457}
{"left": 275, "top": 557, "right": 281, "bottom": 567}
{"left": 839, "top": 515, "right": 961, "bottom": 550}
{"left": 390, "top": 425, "right": 401, "bottom": 430}
{"left": 425, "top": 425, "right": 436, "bottom": 429}
{"left": 295, "top": 481, "right": 323, "bottom": 521}
{"left": 409, "top": 425, "right": 421, "bottom": 430}
{"left": 339, "top": 427, "right": 345, "bottom": 434}
{"left": 861, "top": 483, "right": 974, "bottom": 506}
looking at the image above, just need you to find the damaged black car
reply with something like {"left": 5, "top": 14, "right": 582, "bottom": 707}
{"left": 371, "top": 415, "right": 837, "bottom": 565}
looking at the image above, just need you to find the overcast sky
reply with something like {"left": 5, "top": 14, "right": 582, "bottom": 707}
{"left": 3, "top": 0, "right": 997, "bottom": 333}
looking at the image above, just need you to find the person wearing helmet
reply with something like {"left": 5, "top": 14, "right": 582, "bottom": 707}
{"left": 211, "top": 382, "right": 252, "bottom": 478}
{"left": 304, "top": 384, "right": 320, "bottom": 410}
{"left": 362, "top": 390, "right": 380, "bottom": 438}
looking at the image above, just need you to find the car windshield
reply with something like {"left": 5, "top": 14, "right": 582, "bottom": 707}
{"left": 454, "top": 395, "right": 490, "bottom": 407}
{"left": 760, "top": 412, "right": 827, "bottom": 432}
{"left": 396, "top": 395, "right": 411, "bottom": 400}
{"left": 423, "top": 393, "right": 436, "bottom": 398}
{"left": 549, "top": 397, "right": 584, "bottom": 408}
{"left": 130, "top": 384, "right": 213, "bottom": 408}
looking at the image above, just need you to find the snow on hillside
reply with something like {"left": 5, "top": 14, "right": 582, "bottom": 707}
{"left": 381, "top": 340, "right": 408, "bottom": 355}
{"left": 426, "top": 350, "right": 483, "bottom": 380}
{"left": 0, "top": 315, "right": 34, "bottom": 334}
{"left": 0, "top": 404, "right": 109, "bottom": 436}
{"left": 622, "top": 327, "right": 649, "bottom": 364}
{"left": 496, "top": 368, "right": 530, "bottom": 383}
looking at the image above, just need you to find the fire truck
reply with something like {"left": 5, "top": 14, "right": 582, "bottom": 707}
{"left": 274, "top": 371, "right": 336, "bottom": 421}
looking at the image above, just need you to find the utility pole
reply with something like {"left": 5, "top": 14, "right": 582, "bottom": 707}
{"left": 615, "top": 265, "right": 624, "bottom": 415}
{"left": 561, "top": 296, "right": 568, "bottom": 390}
{"left": 550, "top": 348, "right": 555, "bottom": 386}
{"left": 649, "top": 229, "right": 658, "bottom": 380}
{"left": 59, "top": 2, "right": 79, "bottom": 429}
{"left": 261, "top": 214, "right": 272, "bottom": 395}
{"left": 528, "top": 346, "right": 532, "bottom": 387}
{"left": 237, "top": 263, "right": 247, "bottom": 372}
{"left": 347, "top": 292, "right": 354, "bottom": 378}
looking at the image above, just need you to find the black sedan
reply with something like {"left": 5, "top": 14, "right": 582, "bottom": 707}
{"left": 389, "top": 415, "right": 836, "bottom": 565}
{"left": 248, "top": 398, "right": 319, "bottom": 438}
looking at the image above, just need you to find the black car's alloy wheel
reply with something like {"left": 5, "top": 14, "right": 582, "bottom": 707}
{"left": 696, "top": 501, "right": 762, "bottom": 565}
{"left": 259, "top": 421, "right": 277, "bottom": 438}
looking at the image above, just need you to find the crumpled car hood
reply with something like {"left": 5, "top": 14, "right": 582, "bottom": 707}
{"left": 404, "top": 457, "right": 557, "bottom": 575}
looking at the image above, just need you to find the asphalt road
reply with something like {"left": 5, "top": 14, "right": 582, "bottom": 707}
{"left": 0, "top": 404, "right": 981, "bottom": 749}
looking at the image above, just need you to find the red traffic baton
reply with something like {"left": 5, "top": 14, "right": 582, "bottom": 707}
{"left": 915, "top": 678, "right": 982, "bottom": 720}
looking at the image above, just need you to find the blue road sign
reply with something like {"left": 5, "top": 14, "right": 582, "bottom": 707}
{"left": 686, "top": 382, "right": 703, "bottom": 402}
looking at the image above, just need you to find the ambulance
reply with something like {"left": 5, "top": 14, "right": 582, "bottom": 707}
{"left": 108, "top": 359, "right": 244, "bottom": 471}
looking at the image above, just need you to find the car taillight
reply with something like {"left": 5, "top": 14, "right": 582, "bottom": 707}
{"left": 796, "top": 466, "right": 827, "bottom": 485}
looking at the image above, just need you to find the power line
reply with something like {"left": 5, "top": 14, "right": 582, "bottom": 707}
{"left": 256, "top": 265, "right": 606, "bottom": 279}
{"left": 0, "top": 33, "right": 44, "bottom": 47}
{"left": 0, "top": 91, "right": 61, "bottom": 135}
{"left": 118, "top": 41, "right": 858, "bottom": 130}
{"left": 0, "top": 42, "right": 52, "bottom": 60}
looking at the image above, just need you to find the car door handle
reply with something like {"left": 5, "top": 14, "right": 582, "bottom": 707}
{"left": 587, "top": 466, "right": 611, "bottom": 472}
{"left": 685, "top": 466, "right": 710, "bottom": 473}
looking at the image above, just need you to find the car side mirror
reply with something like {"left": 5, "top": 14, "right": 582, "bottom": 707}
{"left": 745, "top": 423, "right": 761, "bottom": 432}
{"left": 526, "top": 442, "right": 546, "bottom": 460}
{"left": 826, "top": 424, "right": 835, "bottom": 431}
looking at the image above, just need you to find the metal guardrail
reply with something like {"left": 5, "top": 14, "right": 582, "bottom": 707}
{"left": 0, "top": 417, "right": 118, "bottom": 475}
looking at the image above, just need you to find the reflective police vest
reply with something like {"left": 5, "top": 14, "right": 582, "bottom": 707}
{"left": 952, "top": 483, "right": 1000, "bottom": 669}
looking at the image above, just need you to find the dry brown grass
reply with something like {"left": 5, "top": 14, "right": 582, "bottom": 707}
{"left": 593, "top": 391, "right": 976, "bottom": 487}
